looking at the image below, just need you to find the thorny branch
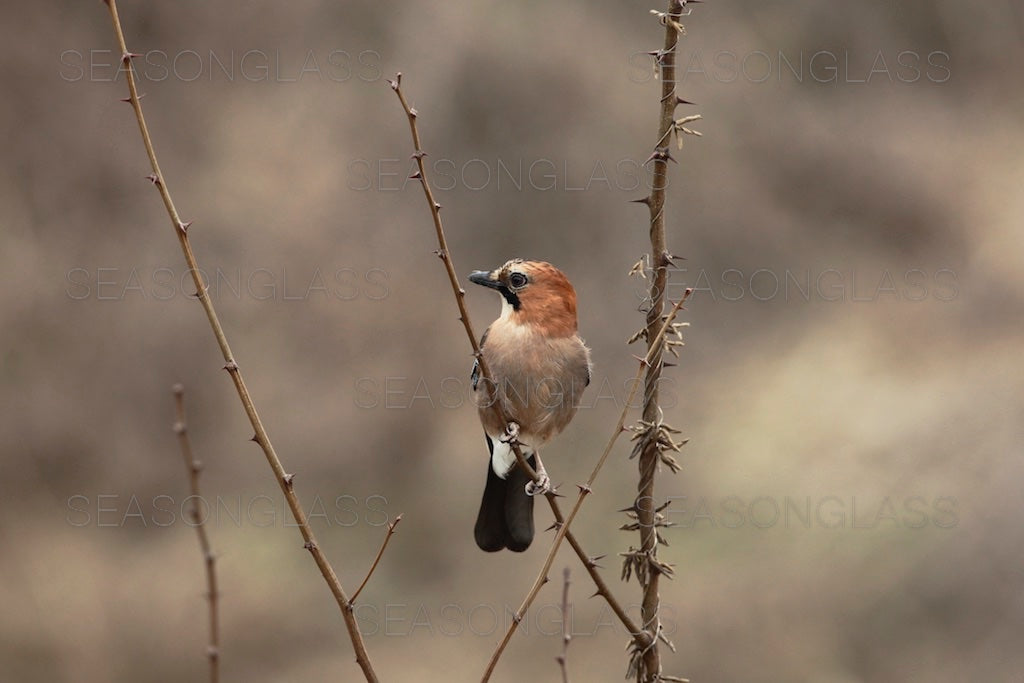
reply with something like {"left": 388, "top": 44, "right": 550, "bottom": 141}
{"left": 102, "top": 3, "right": 382, "bottom": 680}
{"left": 625, "top": 1, "right": 702, "bottom": 681}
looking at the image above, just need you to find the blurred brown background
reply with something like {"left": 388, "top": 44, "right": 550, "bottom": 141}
{"left": 4, "top": 1, "right": 1023, "bottom": 681}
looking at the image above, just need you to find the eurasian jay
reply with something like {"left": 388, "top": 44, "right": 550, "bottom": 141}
{"left": 469, "top": 259, "right": 592, "bottom": 552}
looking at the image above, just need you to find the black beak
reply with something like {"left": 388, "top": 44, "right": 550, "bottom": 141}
{"left": 469, "top": 270, "right": 502, "bottom": 290}
{"left": 469, "top": 268, "right": 521, "bottom": 311}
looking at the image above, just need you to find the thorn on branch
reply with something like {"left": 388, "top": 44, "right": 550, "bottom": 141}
{"left": 646, "top": 49, "right": 670, "bottom": 65}
{"left": 144, "top": 173, "right": 159, "bottom": 185}
{"left": 223, "top": 361, "right": 238, "bottom": 372}
{"left": 644, "top": 146, "right": 677, "bottom": 166}
{"left": 283, "top": 473, "right": 295, "bottom": 488}
{"left": 178, "top": 220, "right": 193, "bottom": 234}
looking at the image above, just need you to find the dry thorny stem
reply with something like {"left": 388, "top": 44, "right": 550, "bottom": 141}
{"left": 172, "top": 384, "right": 220, "bottom": 683}
{"left": 389, "top": 74, "right": 691, "bottom": 682}
{"left": 102, "top": 2, "right": 385, "bottom": 681}
{"left": 624, "top": 1, "right": 701, "bottom": 682}
{"left": 556, "top": 567, "right": 572, "bottom": 683}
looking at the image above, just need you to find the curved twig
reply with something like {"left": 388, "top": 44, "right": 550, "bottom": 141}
{"left": 102, "top": 3, "right": 379, "bottom": 680}
{"left": 351, "top": 515, "right": 403, "bottom": 603}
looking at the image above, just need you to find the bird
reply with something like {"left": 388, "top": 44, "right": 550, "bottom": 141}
{"left": 468, "top": 259, "right": 592, "bottom": 552}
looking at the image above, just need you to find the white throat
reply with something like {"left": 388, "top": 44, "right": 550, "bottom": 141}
{"left": 499, "top": 294, "right": 516, "bottom": 320}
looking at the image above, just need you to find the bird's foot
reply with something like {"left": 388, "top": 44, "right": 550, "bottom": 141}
{"left": 525, "top": 460, "right": 551, "bottom": 497}
{"left": 500, "top": 421, "right": 520, "bottom": 444}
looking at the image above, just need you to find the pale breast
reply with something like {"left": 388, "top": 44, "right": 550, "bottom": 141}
{"left": 474, "top": 320, "right": 591, "bottom": 447}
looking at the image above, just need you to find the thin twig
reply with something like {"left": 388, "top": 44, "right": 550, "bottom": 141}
{"left": 102, "top": 3, "right": 379, "bottom": 680}
{"left": 351, "top": 515, "right": 403, "bottom": 603}
{"left": 556, "top": 567, "right": 572, "bottom": 683}
{"left": 172, "top": 384, "right": 219, "bottom": 683}
{"left": 388, "top": 74, "right": 658, "bottom": 675}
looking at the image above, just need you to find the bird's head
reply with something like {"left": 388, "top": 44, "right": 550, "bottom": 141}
{"left": 469, "top": 259, "right": 579, "bottom": 337}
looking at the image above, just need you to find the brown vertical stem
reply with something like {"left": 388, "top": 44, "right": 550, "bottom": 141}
{"left": 556, "top": 567, "right": 572, "bottom": 683}
{"left": 636, "top": 1, "right": 691, "bottom": 680}
{"left": 172, "top": 384, "right": 220, "bottom": 683}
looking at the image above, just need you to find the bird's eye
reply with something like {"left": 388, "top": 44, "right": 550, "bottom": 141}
{"left": 508, "top": 272, "right": 528, "bottom": 289}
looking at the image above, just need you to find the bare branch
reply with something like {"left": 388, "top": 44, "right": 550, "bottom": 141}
{"left": 351, "top": 515, "right": 403, "bottom": 603}
{"left": 172, "top": 384, "right": 219, "bottom": 683}
{"left": 102, "top": 4, "right": 379, "bottom": 680}
{"left": 556, "top": 567, "right": 572, "bottom": 683}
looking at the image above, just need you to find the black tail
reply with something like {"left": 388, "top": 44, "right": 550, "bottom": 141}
{"left": 474, "top": 442, "right": 535, "bottom": 552}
